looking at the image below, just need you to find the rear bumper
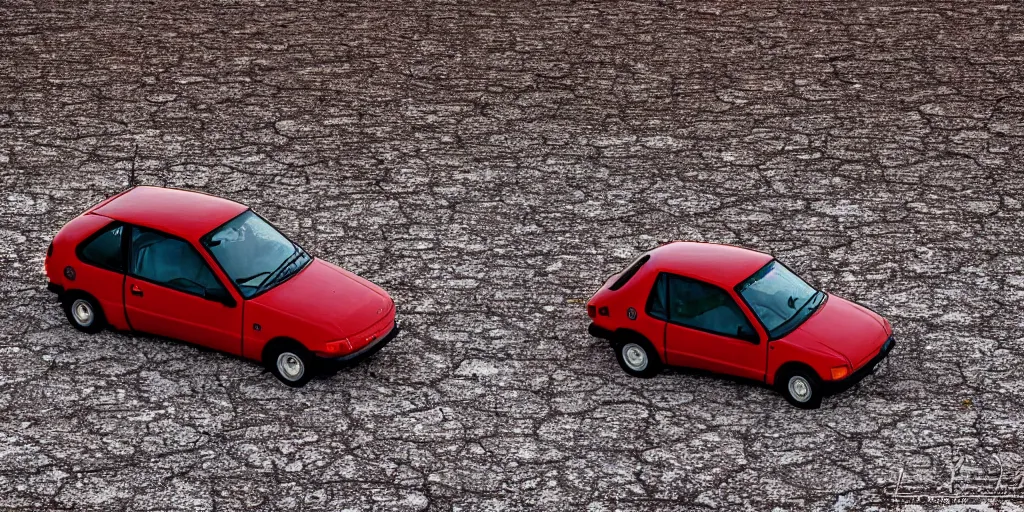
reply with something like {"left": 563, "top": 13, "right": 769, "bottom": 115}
{"left": 825, "top": 336, "right": 895, "bottom": 394}
{"left": 588, "top": 322, "right": 615, "bottom": 341}
{"left": 325, "top": 318, "right": 400, "bottom": 365}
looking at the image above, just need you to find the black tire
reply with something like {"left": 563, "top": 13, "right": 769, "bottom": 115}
{"left": 777, "top": 366, "right": 823, "bottom": 409}
{"left": 613, "top": 335, "right": 662, "bottom": 378}
{"left": 62, "top": 292, "right": 106, "bottom": 334}
{"left": 263, "top": 340, "right": 316, "bottom": 388}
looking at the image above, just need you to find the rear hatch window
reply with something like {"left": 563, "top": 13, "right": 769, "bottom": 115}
{"left": 609, "top": 253, "right": 650, "bottom": 291}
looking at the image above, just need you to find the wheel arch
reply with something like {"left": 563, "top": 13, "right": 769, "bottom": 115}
{"left": 61, "top": 288, "right": 109, "bottom": 333}
{"left": 260, "top": 336, "right": 309, "bottom": 363}
{"left": 613, "top": 327, "right": 650, "bottom": 343}
{"left": 61, "top": 288, "right": 101, "bottom": 309}
{"left": 613, "top": 328, "right": 663, "bottom": 363}
{"left": 772, "top": 361, "right": 820, "bottom": 387}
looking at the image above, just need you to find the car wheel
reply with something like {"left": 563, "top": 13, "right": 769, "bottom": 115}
{"left": 614, "top": 336, "right": 662, "bottom": 378}
{"left": 778, "top": 367, "right": 822, "bottom": 409}
{"left": 264, "top": 341, "right": 315, "bottom": 388}
{"left": 62, "top": 292, "right": 106, "bottom": 334}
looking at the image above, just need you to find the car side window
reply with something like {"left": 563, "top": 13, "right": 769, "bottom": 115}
{"left": 646, "top": 273, "right": 668, "bottom": 320}
{"left": 78, "top": 223, "right": 124, "bottom": 272}
{"left": 667, "top": 275, "right": 756, "bottom": 340}
{"left": 129, "top": 227, "right": 227, "bottom": 299}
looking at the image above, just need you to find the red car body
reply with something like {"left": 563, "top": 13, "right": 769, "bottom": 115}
{"left": 587, "top": 242, "right": 894, "bottom": 408}
{"left": 45, "top": 186, "right": 399, "bottom": 386}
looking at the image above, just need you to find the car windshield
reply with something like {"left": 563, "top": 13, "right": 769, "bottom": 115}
{"left": 201, "top": 210, "right": 311, "bottom": 299}
{"left": 736, "top": 260, "right": 823, "bottom": 339}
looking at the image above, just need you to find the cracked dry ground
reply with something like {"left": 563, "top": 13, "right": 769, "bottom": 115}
{"left": 2, "top": 1, "right": 1024, "bottom": 511}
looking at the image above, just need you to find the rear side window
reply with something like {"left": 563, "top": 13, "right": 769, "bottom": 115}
{"left": 646, "top": 273, "right": 668, "bottom": 319}
{"left": 78, "top": 224, "right": 124, "bottom": 272}
{"left": 609, "top": 254, "right": 650, "bottom": 291}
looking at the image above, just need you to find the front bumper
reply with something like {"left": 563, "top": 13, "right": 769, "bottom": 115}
{"left": 47, "top": 282, "right": 64, "bottom": 296}
{"left": 326, "top": 318, "right": 401, "bottom": 365}
{"left": 826, "top": 336, "right": 895, "bottom": 394}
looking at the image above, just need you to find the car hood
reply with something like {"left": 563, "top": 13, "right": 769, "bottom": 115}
{"left": 793, "top": 294, "right": 888, "bottom": 368}
{"left": 252, "top": 258, "right": 392, "bottom": 338}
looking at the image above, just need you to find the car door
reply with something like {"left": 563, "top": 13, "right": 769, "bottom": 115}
{"left": 660, "top": 273, "right": 766, "bottom": 381}
{"left": 123, "top": 225, "right": 243, "bottom": 356}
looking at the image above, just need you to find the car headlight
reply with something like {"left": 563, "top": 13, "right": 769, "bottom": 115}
{"left": 324, "top": 338, "right": 352, "bottom": 354}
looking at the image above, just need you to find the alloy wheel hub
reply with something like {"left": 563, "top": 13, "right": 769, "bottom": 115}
{"left": 277, "top": 352, "right": 304, "bottom": 380}
{"left": 623, "top": 343, "right": 648, "bottom": 371}
{"left": 72, "top": 299, "right": 94, "bottom": 326}
{"left": 789, "top": 376, "right": 811, "bottom": 402}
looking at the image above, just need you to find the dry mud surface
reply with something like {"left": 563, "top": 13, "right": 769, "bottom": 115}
{"left": 2, "top": 1, "right": 1024, "bottom": 511}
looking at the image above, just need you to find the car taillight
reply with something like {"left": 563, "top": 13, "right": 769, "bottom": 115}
{"left": 46, "top": 242, "right": 53, "bottom": 258}
{"left": 587, "top": 305, "right": 596, "bottom": 318}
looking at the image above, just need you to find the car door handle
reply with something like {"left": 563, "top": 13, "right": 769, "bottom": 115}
{"left": 130, "top": 284, "right": 144, "bottom": 297}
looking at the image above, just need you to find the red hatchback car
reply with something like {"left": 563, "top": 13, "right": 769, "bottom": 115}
{"left": 45, "top": 186, "right": 399, "bottom": 387}
{"left": 587, "top": 242, "right": 894, "bottom": 408}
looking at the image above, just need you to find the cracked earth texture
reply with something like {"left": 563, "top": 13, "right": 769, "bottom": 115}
{"left": 2, "top": 1, "right": 1024, "bottom": 511}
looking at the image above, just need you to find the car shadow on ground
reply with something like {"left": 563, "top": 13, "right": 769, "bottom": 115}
{"left": 659, "top": 363, "right": 890, "bottom": 403}
{"left": 594, "top": 336, "right": 891, "bottom": 407}
{"left": 74, "top": 317, "right": 393, "bottom": 386}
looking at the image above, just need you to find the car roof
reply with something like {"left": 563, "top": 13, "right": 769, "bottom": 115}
{"left": 648, "top": 241, "right": 774, "bottom": 289}
{"left": 90, "top": 186, "right": 248, "bottom": 240}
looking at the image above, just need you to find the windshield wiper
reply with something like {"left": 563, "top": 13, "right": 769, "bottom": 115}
{"left": 805, "top": 291, "right": 826, "bottom": 315}
{"left": 255, "top": 245, "right": 302, "bottom": 294}
{"left": 258, "top": 245, "right": 309, "bottom": 294}
{"left": 782, "top": 291, "right": 819, "bottom": 325}
{"left": 767, "top": 291, "right": 822, "bottom": 339}
{"left": 235, "top": 271, "right": 271, "bottom": 284}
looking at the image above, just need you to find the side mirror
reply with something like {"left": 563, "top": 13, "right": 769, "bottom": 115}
{"left": 205, "top": 287, "right": 237, "bottom": 308}
{"left": 737, "top": 325, "right": 759, "bottom": 343}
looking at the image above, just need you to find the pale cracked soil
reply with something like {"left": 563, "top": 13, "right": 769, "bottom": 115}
{"left": 2, "top": 1, "right": 1024, "bottom": 511}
